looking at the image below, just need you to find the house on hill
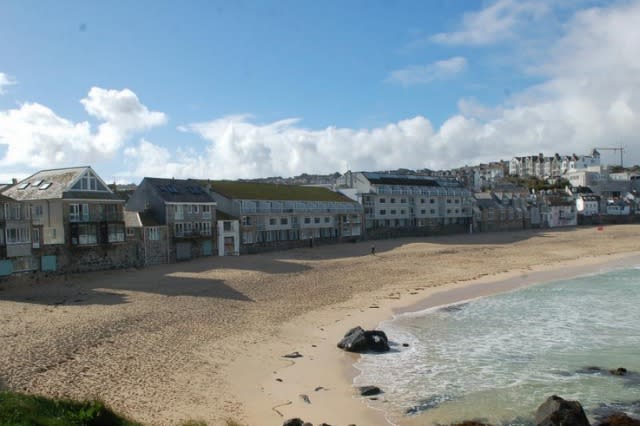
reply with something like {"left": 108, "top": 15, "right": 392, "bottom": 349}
{"left": 199, "top": 180, "right": 363, "bottom": 253}
{"left": 2, "top": 166, "right": 132, "bottom": 273}
{"left": 125, "top": 178, "right": 217, "bottom": 262}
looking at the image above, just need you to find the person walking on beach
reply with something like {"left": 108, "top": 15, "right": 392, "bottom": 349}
{"left": 370, "top": 244, "right": 376, "bottom": 255}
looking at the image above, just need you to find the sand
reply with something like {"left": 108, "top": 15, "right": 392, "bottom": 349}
{"left": 1, "top": 225, "right": 640, "bottom": 426}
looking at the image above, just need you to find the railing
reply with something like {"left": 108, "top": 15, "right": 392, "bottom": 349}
{"left": 174, "top": 230, "right": 212, "bottom": 238}
{"left": 69, "top": 212, "right": 122, "bottom": 222}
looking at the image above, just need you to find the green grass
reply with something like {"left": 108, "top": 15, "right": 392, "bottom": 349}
{"left": 0, "top": 391, "right": 140, "bottom": 426}
{"left": 202, "top": 180, "right": 353, "bottom": 202}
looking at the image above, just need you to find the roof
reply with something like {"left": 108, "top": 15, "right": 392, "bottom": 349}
{"left": 0, "top": 193, "right": 15, "bottom": 203}
{"left": 143, "top": 177, "right": 217, "bottom": 204}
{"left": 202, "top": 180, "right": 355, "bottom": 203}
{"left": 474, "top": 192, "right": 499, "bottom": 209}
{"left": 123, "top": 210, "right": 163, "bottom": 227}
{"left": 361, "top": 172, "right": 443, "bottom": 187}
{"left": 216, "top": 210, "right": 238, "bottom": 221}
{"left": 2, "top": 166, "right": 122, "bottom": 202}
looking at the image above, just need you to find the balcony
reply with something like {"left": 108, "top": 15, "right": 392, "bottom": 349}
{"left": 174, "top": 229, "right": 212, "bottom": 238}
{"left": 69, "top": 212, "right": 122, "bottom": 222}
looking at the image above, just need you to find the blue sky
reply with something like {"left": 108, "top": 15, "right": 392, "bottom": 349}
{"left": 1, "top": 0, "right": 638, "bottom": 182}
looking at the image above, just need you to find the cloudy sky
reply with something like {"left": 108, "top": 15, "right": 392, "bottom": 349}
{"left": 1, "top": 0, "right": 639, "bottom": 183}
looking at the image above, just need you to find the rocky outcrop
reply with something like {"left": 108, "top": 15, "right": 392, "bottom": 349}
{"left": 337, "top": 326, "right": 390, "bottom": 353}
{"left": 535, "top": 395, "right": 590, "bottom": 426}
{"left": 358, "top": 385, "right": 382, "bottom": 396}
{"left": 597, "top": 413, "right": 640, "bottom": 426}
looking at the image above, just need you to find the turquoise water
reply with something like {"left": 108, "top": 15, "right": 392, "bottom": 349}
{"left": 354, "top": 267, "right": 640, "bottom": 425}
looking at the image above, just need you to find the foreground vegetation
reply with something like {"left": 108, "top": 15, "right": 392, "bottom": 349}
{"left": 0, "top": 391, "right": 246, "bottom": 426}
{"left": 0, "top": 391, "right": 140, "bottom": 426}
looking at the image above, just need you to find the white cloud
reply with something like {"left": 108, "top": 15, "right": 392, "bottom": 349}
{"left": 0, "top": 87, "right": 166, "bottom": 168}
{"left": 0, "top": 73, "right": 16, "bottom": 94}
{"left": 431, "top": 0, "right": 549, "bottom": 45}
{"left": 388, "top": 57, "right": 468, "bottom": 86}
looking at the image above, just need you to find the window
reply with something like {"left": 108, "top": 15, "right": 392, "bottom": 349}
{"left": 390, "top": 209, "right": 396, "bottom": 214}
{"left": 78, "top": 224, "right": 97, "bottom": 245}
{"left": 324, "top": 217, "right": 330, "bottom": 223}
{"left": 175, "top": 222, "right": 184, "bottom": 236}
{"left": 304, "top": 217, "right": 311, "bottom": 224}
{"left": 223, "top": 221, "right": 232, "bottom": 231}
{"left": 147, "top": 227, "right": 161, "bottom": 241}
{"left": 108, "top": 223, "right": 125, "bottom": 242}
{"left": 430, "top": 209, "right": 436, "bottom": 214}
{"left": 379, "top": 198, "right": 386, "bottom": 204}
{"left": 202, "top": 205, "right": 211, "bottom": 218}
{"left": 193, "top": 205, "right": 199, "bottom": 213}
{"left": 269, "top": 218, "right": 277, "bottom": 225}
{"left": 6, "top": 225, "right": 30, "bottom": 244}
{"left": 455, "top": 199, "right": 460, "bottom": 204}
{"left": 280, "top": 217, "right": 288, "bottom": 225}
{"left": 32, "top": 205, "right": 43, "bottom": 219}
{"left": 242, "top": 216, "right": 252, "bottom": 226}
{"left": 314, "top": 217, "right": 320, "bottom": 224}
{"left": 390, "top": 198, "right": 396, "bottom": 203}
{"left": 200, "top": 222, "right": 211, "bottom": 236}
{"left": 430, "top": 199, "right": 435, "bottom": 204}
{"left": 400, "top": 198, "right": 406, "bottom": 203}
{"left": 69, "top": 204, "right": 89, "bottom": 222}
{"left": 379, "top": 210, "right": 386, "bottom": 215}
{"left": 184, "top": 222, "right": 193, "bottom": 233}
{"left": 127, "top": 227, "right": 136, "bottom": 237}
{"left": 173, "top": 205, "right": 184, "bottom": 220}
{"left": 421, "top": 199, "right": 425, "bottom": 203}
{"left": 0, "top": 227, "right": 3, "bottom": 244}
{"left": 421, "top": 209, "right": 426, "bottom": 214}
{"left": 447, "top": 199, "right": 452, "bottom": 204}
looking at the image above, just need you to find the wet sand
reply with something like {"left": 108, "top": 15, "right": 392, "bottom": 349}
{"left": 1, "top": 225, "right": 639, "bottom": 425}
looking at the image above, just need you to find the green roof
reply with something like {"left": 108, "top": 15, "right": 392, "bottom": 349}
{"left": 202, "top": 180, "right": 354, "bottom": 202}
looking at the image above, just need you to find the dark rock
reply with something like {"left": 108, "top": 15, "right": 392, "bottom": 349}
{"left": 358, "top": 385, "right": 382, "bottom": 396}
{"left": 276, "top": 378, "right": 283, "bottom": 382}
{"left": 610, "top": 368, "right": 628, "bottom": 376}
{"left": 535, "top": 395, "right": 590, "bottom": 426}
{"left": 597, "top": 413, "right": 640, "bottom": 426}
{"left": 577, "top": 366, "right": 604, "bottom": 374}
{"left": 402, "top": 343, "right": 410, "bottom": 347}
{"left": 337, "top": 326, "right": 390, "bottom": 353}
{"left": 283, "top": 351, "right": 303, "bottom": 358}
{"left": 283, "top": 419, "right": 304, "bottom": 426}
{"left": 303, "top": 423, "right": 313, "bottom": 426}
{"left": 314, "top": 386, "right": 325, "bottom": 391}
{"left": 300, "top": 394, "right": 311, "bottom": 404}
{"left": 406, "top": 395, "right": 453, "bottom": 415}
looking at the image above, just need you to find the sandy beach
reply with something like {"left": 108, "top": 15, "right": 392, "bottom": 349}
{"left": 1, "top": 225, "right": 640, "bottom": 425}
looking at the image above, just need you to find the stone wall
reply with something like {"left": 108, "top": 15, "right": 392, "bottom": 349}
{"left": 37, "top": 241, "right": 141, "bottom": 274}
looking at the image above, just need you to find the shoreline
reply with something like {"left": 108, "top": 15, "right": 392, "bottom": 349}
{"left": 230, "top": 250, "right": 640, "bottom": 426}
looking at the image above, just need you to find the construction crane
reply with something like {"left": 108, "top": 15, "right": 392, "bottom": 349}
{"left": 595, "top": 146, "right": 625, "bottom": 168}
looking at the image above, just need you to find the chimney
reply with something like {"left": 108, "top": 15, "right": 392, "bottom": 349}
{"left": 12, "top": 178, "right": 17, "bottom": 184}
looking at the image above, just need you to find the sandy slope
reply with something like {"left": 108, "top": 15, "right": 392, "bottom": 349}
{"left": 1, "top": 225, "right": 639, "bottom": 425}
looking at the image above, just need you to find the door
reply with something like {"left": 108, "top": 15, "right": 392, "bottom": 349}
{"left": 223, "top": 237, "right": 234, "bottom": 255}
{"left": 202, "top": 240, "right": 213, "bottom": 256}
{"left": 176, "top": 242, "right": 191, "bottom": 260}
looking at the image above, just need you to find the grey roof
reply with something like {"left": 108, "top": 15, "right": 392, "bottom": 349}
{"left": 0, "top": 193, "right": 15, "bottom": 203}
{"left": 143, "top": 177, "right": 216, "bottom": 204}
{"left": 2, "top": 166, "right": 122, "bottom": 202}
{"left": 474, "top": 193, "right": 499, "bottom": 209}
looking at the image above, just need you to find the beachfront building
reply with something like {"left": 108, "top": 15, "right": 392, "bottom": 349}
{"left": 2, "top": 167, "right": 133, "bottom": 273}
{"left": 540, "top": 194, "right": 577, "bottom": 228}
{"left": 216, "top": 211, "right": 240, "bottom": 256}
{"left": 452, "top": 161, "right": 509, "bottom": 192}
{"left": 126, "top": 178, "right": 217, "bottom": 262}
{"left": 123, "top": 210, "right": 170, "bottom": 265}
{"left": 336, "top": 171, "right": 473, "bottom": 237}
{"left": 472, "top": 192, "right": 530, "bottom": 232}
{"left": 198, "top": 180, "right": 363, "bottom": 253}
{"left": 0, "top": 194, "right": 35, "bottom": 276}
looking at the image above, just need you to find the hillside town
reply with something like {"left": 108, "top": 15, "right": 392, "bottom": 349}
{"left": 1, "top": 149, "right": 639, "bottom": 278}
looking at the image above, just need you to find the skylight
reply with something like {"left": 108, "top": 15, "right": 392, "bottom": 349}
{"left": 33, "top": 180, "right": 43, "bottom": 187}
{"left": 18, "top": 183, "right": 30, "bottom": 190}
{"left": 39, "top": 182, "right": 52, "bottom": 190}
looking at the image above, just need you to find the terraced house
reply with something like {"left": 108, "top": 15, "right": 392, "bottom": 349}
{"left": 126, "top": 178, "right": 217, "bottom": 261}
{"left": 0, "top": 193, "right": 35, "bottom": 276}
{"left": 199, "top": 181, "right": 363, "bottom": 253}
{"left": 336, "top": 171, "right": 473, "bottom": 236}
{"left": 2, "top": 167, "right": 133, "bottom": 273}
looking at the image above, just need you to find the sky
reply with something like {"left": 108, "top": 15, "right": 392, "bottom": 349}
{"left": 1, "top": 0, "right": 639, "bottom": 183}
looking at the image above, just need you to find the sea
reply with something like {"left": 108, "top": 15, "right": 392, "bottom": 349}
{"left": 353, "top": 265, "right": 640, "bottom": 425}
